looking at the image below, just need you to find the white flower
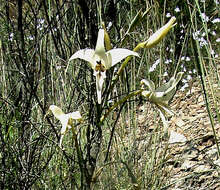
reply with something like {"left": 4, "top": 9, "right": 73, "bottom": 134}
{"left": 69, "top": 29, "right": 139, "bottom": 104}
{"left": 49, "top": 105, "right": 82, "bottom": 146}
{"left": 187, "top": 75, "right": 192, "bottom": 80}
{"left": 174, "top": 7, "right": 180, "bottom": 13}
{"left": 141, "top": 72, "right": 183, "bottom": 127}
{"left": 163, "top": 72, "right": 168, "bottom": 77}
{"left": 180, "top": 83, "right": 189, "bottom": 91}
{"left": 214, "top": 0, "right": 219, "bottom": 5}
{"left": 166, "top": 13, "right": 171, "bottom": 18}
{"left": 186, "top": 57, "right": 191, "bottom": 62}
{"left": 201, "top": 13, "right": 209, "bottom": 22}
{"left": 38, "top": 18, "right": 45, "bottom": 24}
{"left": 149, "top": 58, "right": 160, "bottom": 72}
{"left": 212, "top": 31, "right": 216, "bottom": 36}
{"left": 181, "top": 56, "right": 185, "bottom": 61}
{"left": 165, "top": 59, "right": 172, "bottom": 64}
{"left": 212, "top": 18, "right": 220, "bottom": 23}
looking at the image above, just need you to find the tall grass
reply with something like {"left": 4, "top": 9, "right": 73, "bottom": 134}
{"left": 0, "top": 0, "right": 219, "bottom": 189}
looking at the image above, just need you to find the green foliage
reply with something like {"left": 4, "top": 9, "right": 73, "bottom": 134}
{"left": 0, "top": 0, "right": 219, "bottom": 189}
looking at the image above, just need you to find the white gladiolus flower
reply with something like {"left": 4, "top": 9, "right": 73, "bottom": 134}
{"left": 69, "top": 29, "right": 139, "bottom": 104}
{"left": 49, "top": 105, "right": 82, "bottom": 146}
{"left": 141, "top": 72, "right": 183, "bottom": 127}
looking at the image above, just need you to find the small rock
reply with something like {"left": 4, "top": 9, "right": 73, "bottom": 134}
{"left": 169, "top": 131, "right": 187, "bottom": 144}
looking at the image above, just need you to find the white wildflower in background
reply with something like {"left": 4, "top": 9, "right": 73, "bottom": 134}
{"left": 211, "top": 50, "right": 215, "bottom": 55}
{"left": 214, "top": 0, "right": 219, "bottom": 4}
{"left": 193, "top": 30, "right": 200, "bottom": 40}
{"left": 199, "top": 37, "right": 208, "bottom": 47}
{"left": 182, "top": 78, "right": 187, "bottom": 84}
{"left": 107, "top": 22, "right": 113, "bottom": 30}
{"left": 212, "top": 18, "right": 220, "bottom": 23}
{"left": 186, "top": 57, "right": 191, "bottom": 62}
{"left": 38, "top": 18, "right": 45, "bottom": 24}
{"left": 174, "top": 7, "right": 180, "bottom": 13}
{"left": 187, "top": 75, "right": 192, "bottom": 81}
{"left": 211, "top": 31, "right": 216, "bottom": 36}
{"left": 181, "top": 56, "right": 185, "bottom": 61}
{"left": 27, "top": 36, "right": 34, "bottom": 40}
{"left": 149, "top": 59, "right": 160, "bottom": 72}
{"left": 163, "top": 72, "right": 168, "bottom": 77}
{"left": 165, "top": 59, "right": 172, "bottom": 64}
{"left": 37, "top": 18, "right": 45, "bottom": 31}
{"left": 201, "top": 32, "right": 206, "bottom": 37}
{"left": 180, "top": 24, "right": 185, "bottom": 28}
{"left": 166, "top": 13, "right": 171, "bottom": 18}
{"left": 193, "top": 30, "right": 208, "bottom": 47}
{"left": 216, "top": 38, "right": 220, "bottom": 42}
{"left": 201, "top": 13, "right": 209, "bottom": 22}
{"left": 9, "top": 33, "right": 14, "bottom": 41}
{"left": 180, "top": 83, "right": 189, "bottom": 91}
{"left": 37, "top": 25, "right": 43, "bottom": 30}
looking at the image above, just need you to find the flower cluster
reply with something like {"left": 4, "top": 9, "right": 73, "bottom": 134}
{"left": 48, "top": 16, "right": 181, "bottom": 145}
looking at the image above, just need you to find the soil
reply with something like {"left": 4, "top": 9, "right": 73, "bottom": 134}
{"left": 137, "top": 77, "right": 220, "bottom": 190}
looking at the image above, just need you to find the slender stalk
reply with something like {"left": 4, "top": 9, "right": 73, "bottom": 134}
{"left": 100, "top": 89, "right": 143, "bottom": 124}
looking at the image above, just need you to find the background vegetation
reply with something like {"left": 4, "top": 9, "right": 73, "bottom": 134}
{"left": 0, "top": 0, "right": 219, "bottom": 189}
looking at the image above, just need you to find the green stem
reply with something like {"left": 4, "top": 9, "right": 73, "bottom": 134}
{"left": 70, "top": 126, "right": 88, "bottom": 188}
{"left": 191, "top": 39, "right": 220, "bottom": 159}
{"left": 100, "top": 89, "right": 143, "bottom": 124}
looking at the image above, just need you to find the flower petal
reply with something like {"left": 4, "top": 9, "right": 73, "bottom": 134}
{"left": 141, "top": 79, "right": 155, "bottom": 91}
{"left": 69, "top": 49, "right": 96, "bottom": 69}
{"left": 95, "top": 29, "right": 106, "bottom": 56}
{"left": 59, "top": 135, "right": 64, "bottom": 147}
{"left": 106, "top": 48, "right": 139, "bottom": 69}
{"left": 158, "top": 108, "right": 168, "bottom": 129}
{"left": 49, "top": 105, "right": 65, "bottom": 120}
{"left": 141, "top": 90, "right": 152, "bottom": 98}
{"left": 94, "top": 71, "right": 106, "bottom": 104}
{"left": 155, "top": 72, "right": 183, "bottom": 102}
{"left": 49, "top": 105, "right": 82, "bottom": 147}
{"left": 60, "top": 115, "right": 70, "bottom": 135}
{"left": 69, "top": 111, "right": 82, "bottom": 120}
{"left": 144, "top": 17, "right": 176, "bottom": 48}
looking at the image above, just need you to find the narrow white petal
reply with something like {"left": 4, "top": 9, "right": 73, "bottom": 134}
{"left": 60, "top": 115, "right": 69, "bottom": 135}
{"left": 49, "top": 105, "right": 64, "bottom": 120}
{"left": 158, "top": 109, "right": 168, "bottom": 129}
{"left": 95, "top": 29, "right": 106, "bottom": 56}
{"left": 59, "top": 135, "right": 64, "bottom": 147}
{"left": 141, "top": 90, "right": 152, "bottom": 98}
{"left": 97, "top": 88, "right": 102, "bottom": 104}
{"left": 140, "top": 79, "right": 155, "bottom": 91}
{"left": 69, "top": 111, "right": 82, "bottom": 120}
{"left": 69, "top": 49, "right": 96, "bottom": 69}
{"left": 106, "top": 48, "right": 139, "bottom": 69}
{"left": 94, "top": 71, "right": 106, "bottom": 104}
